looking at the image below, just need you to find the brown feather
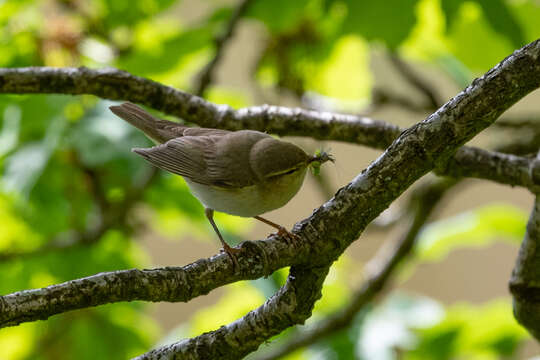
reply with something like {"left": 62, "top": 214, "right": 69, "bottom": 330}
{"left": 109, "top": 102, "right": 188, "bottom": 143}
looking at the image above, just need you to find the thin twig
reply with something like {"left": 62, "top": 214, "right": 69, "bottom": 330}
{"left": 389, "top": 53, "right": 442, "bottom": 109}
{"left": 370, "top": 87, "right": 433, "bottom": 113}
{"left": 509, "top": 151, "right": 540, "bottom": 341}
{"left": 193, "top": 0, "right": 254, "bottom": 97}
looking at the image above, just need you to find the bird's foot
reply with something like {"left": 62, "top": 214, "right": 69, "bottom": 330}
{"left": 276, "top": 226, "right": 300, "bottom": 248}
{"left": 220, "top": 243, "right": 242, "bottom": 270}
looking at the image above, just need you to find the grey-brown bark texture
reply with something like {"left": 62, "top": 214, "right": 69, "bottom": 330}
{"left": 0, "top": 39, "right": 539, "bottom": 359}
{"left": 510, "top": 169, "right": 540, "bottom": 340}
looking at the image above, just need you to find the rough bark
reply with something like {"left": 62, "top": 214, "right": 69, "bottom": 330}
{"left": 510, "top": 151, "right": 540, "bottom": 340}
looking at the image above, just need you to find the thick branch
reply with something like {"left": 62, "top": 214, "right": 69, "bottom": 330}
{"left": 0, "top": 67, "right": 538, "bottom": 191}
{"left": 257, "top": 178, "right": 455, "bottom": 360}
{"left": 136, "top": 264, "right": 331, "bottom": 360}
{"left": 0, "top": 237, "right": 291, "bottom": 327}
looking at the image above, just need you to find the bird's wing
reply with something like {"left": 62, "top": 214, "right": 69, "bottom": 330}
{"left": 133, "top": 136, "right": 217, "bottom": 185}
{"left": 133, "top": 131, "right": 271, "bottom": 188}
{"left": 204, "top": 130, "right": 271, "bottom": 188}
{"left": 182, "top": 128, "right": 231, "bottom": 137}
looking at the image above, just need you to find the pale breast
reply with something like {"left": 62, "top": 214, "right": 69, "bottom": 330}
{"left": 185, "top": 167, "right": 307, "bottom": 217}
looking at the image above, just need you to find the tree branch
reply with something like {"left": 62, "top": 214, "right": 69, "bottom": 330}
{"left": 509, "top": 154, "right": 540, "bottom": 341}
{"left": 193, "top": 0, "right": 254, "bottom": 97}
{"left": 256, "top": 178, "right": 455, "bottom": 360}
{"left": 0, "top": 236, "right": 288, "bottom": 328}
{"left": 0, "top": 67, "right": 539, "bottom": 191}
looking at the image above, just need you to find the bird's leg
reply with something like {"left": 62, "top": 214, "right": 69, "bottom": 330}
{"left": 205, "top": 208, "right": 241, "bottom": 268}
{"left": 253, "top": 215, "right": 300, "bottom": 247}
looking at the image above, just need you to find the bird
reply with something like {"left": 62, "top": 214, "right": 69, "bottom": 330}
{"left": 109, "top": 102, "right": 333, "bottom": 266}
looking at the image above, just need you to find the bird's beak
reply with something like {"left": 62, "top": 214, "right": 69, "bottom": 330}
{"left": 308, "top": 151, "right": 335, "bottom": 165}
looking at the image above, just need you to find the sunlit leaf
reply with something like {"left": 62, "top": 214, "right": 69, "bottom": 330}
{"left": 416, "top": 203, "right": 526, "bottom": 263}
{"left": 407, "top": 299, "right": 529, "bottom": 359}
{"left": 441, "top": 0, "right": 525, "bottom": 48}
{"left": 117, "top": 23, "right": 213, "bottom": 78}
{"left": 311, "top": 255, "right": 353, "bottom": 315}
{"left": 444, "top": 1, "right": 516, "bottom": 72}
{"left": 247, "top": 0, "right": 312, "bottom": 33}
{"left": 189, "top": 282, "right": 265, "bottom": 336}
{"left": 205, "top": 87, "right": 250, "bottom": 109}
{"left": 342, "top": 0, "right": 420, "bottom": 49}
{"left": 0, "top": 323, "right": 36, "bottom": 360}
{"left": 306, "top": 35, "right": 371, "bottom": 110}
{"left": 93, "top": 0, "right": 176, "bottom": 31}
{"left": 0, "top": 194, "right": 41, "bottom": 252}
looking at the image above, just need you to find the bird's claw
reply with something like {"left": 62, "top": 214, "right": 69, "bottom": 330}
{"left": 276, "top": 226, "right": 300, "bottom": 247}
{"left": 220, "top": 243, "right": 242, "bottom": 270}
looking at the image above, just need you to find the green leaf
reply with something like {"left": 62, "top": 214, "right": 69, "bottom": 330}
{"left": 247, "top": 0, "right": 312, "bottom": 33}
{"left": 0, "top": 193, "right": 41, "bottom": 253}
{"left": 408, "top": 299, "right": 529, "bottom": 359}
{"left": 509, "top": 0, "right": 540, "bottom": 43}
{"left": 342, "top": 0, "right": 420, "bottom": 49}
{"left": 416, "top": 203, "right": 526, "bottom": 263}
{"left": 189, "top": 282, "right": 266, "bottom": 336}
{"left": 356, "top": 294, "right": 529, "bottom": 359}
{"left": 474, "top": 0, "right": 525, "bottom": 48}
{"left": 443, "top": 1, "right": 518, "bottom": 72}
{"left": 306, "top": 35, "right": 372, "bottom": 109}
{"left": 93, "top": 0, "right": 176, "bottom": 31}
{"left": 0, "top": 322, "right": 37, "bottom": 360}
{"left": 117, "top": 25, "right": 213, "bottom": 78}
{"left": 441, "top": 0, "right": 525, "bottom": 48}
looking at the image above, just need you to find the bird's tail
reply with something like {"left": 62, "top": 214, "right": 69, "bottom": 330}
{"left": 109, "top": 102, "right": 186, "bottom": 143}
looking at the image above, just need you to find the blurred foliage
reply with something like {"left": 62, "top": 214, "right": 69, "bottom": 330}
{"left": 0, "top": 0, "right": 538, "bottom": 358}
{"left": 416, "top": 203, "right": 526, "bottom": 262}
{"left": 355, "top": 294, "right": 529, "bottom": 360}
